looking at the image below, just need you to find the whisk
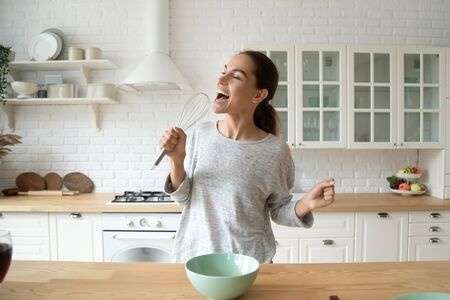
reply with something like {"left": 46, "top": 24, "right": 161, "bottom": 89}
{"left": 151, "top": 92, "right": 210, "bottom": 170}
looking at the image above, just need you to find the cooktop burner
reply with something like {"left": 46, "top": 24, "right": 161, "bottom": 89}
{"left": 112, "top": 191, "right": 173, "bottom": 203}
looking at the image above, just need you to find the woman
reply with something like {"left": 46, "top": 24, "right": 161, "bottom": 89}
{"left": 161, "top": 51, "right": 335, "bottom": 263}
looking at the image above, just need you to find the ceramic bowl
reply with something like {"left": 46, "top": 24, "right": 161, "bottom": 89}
{"left": 185, "top": 253, "right": 260, "bottom": 300}
{"left": 392, "top": 292, "right": 450, "bottom": 300}
{"left": 10, "top": 81, "right": 39, "bottom": 99}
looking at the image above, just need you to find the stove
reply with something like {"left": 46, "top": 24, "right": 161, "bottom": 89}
{"left": 112, "top": 191, "right": 173, "bottom": 203}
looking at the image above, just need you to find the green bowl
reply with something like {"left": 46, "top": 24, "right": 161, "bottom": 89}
{"left": 393, "top": 293, "right": 450, "bottom": 300}
{"left": 185, "top": 253, "right": 260, "bottom": 300}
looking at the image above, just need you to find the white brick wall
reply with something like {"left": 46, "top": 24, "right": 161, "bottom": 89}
{"left": 1, "top": 0, "right": 449, "bottom": 193}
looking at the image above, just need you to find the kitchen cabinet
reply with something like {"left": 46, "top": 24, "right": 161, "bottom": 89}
{"left": 299, "top": 238, "right": 354, "bottom": 263}
{"left": 272, "top": 238, "right": 298, "bottom": 263}
{"left": 408, "top": 237, "right": 450, "bottom": 261}
{"left": 0, "top": 212, "right": 50, "bottom": 260}
{"left": 348, "top": 46, "right": 397, "bottom": 148}
{"left": 355, "top": 212, "right": 408, "bottom": 262}
{"left": 295, "top": 45, "right": 347, "bottom": 148}
{"left": 49, "top": 213, "right": 102, "bottom": 262}
{"left": 398, "top": 47, "right": 446, "bottom": 149}
{"left": 244, "top": 45, "right": 295, "bottom": 145}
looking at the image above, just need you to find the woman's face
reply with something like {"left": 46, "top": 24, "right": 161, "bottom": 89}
{"left": 213, "top": 54, "right": 267, "bottom": 115}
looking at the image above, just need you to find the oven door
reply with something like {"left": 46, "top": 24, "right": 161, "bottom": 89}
{"left": 103, "top": 231, "right": 176, "bottom": 262}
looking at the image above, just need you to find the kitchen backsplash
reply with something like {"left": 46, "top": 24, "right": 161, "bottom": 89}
{"left": 0, "top": 0, "right": 448, "bottom": 193}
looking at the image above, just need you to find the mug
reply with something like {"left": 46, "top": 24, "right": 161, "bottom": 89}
{"left": 68, "top": 47, "right": 84, "bottom": 60}
{"left": 85, "top": 47, "right": 102, "bottom": 60}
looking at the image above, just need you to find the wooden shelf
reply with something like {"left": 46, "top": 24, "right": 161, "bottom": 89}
{"left": 9, "top": 60, "right": 117, "bottom": 72}
{"left": 1, "top": 97, "right": 118, "bottom": 131}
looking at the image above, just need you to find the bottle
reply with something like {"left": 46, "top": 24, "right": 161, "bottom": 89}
{"left": 37, "top": 84, "right": 47, "bottom": 98}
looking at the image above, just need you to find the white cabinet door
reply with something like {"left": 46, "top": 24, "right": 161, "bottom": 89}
{"left": 355, "top": 212, "right": 408, "bottom": 262}
{"left": 409, "top": 237, "right": 450, "bottom": 261}
{"left": 0, "top": 212, "right": 50, "bottom": 260}
{"left": 50, "top": 213, "right": 102, "bottom": 262}
{"left": 244, "top": 45, "right": 295, "bottom": 146}
{"left": 348, "top": 46, "right": 397, "bottom": 149}
{"left": 299, "top": 238, "right": 354, "bottom": 263}
{"left": 272, "top": 238, "right": 299, "bottom": 263}
{"left": 398, "top": 47, "right": 446, "bottom": 149}
{"left": 295, "top": 45, "right": 347, "bottom": 148}
{"left": 446, "top": 48, "right": 450, "bottom": 173}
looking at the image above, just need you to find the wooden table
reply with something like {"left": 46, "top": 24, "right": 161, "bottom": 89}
{"left": 1, "top": 261, "right": 449, "bottom": 299}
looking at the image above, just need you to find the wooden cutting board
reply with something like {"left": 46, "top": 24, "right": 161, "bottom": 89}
{"left": 16, "top": 172, "right": 46, "bottom": 192}
{"left": 63, "top": 172, "right": 94, "bottom": 193}
{"left": 44, "top": 172, "right": 63, "bottom": 190}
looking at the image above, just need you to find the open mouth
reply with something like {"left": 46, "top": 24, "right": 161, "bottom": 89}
{"left": 215, "top": 92, "right": 230, "bottom": 104}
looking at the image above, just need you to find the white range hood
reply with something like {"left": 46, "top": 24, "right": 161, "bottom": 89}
{"left": 120, "top": 0, "right": 192, "bottom": 93}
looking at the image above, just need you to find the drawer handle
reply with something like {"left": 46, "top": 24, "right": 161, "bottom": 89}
{"left": 430, "top": 213, "right": 442, "bottom": 219}
{"left": 429, "top": 226, "right": 441, "bottom": 233}
{"left": 377, "top": 212, "right": 389, "bottom": 218}
{"left": 70, "top": 213, "right": 82, "bottom": 219}
{"left": 322, "top": 239, "right": 334, "bottom": 246}
{"left": 429, "top": 237, "right": 440, "bottom": 244}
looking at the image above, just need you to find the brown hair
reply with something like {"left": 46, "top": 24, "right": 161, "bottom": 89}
{"left": 240, "top": 50, "right": 279, "bottom": 135}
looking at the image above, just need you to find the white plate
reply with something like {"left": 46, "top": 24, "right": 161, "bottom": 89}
{"left": 395, "top": 172, "right": 422, "bottom": 180}
{"left": 28, "top": 32, "right": 61, "bottom": 61}
{"left": 390, "top": 188, "right": 426, "bottom": 196}
{"left": 41, "top": 28, "right": 65, "bottom": 60}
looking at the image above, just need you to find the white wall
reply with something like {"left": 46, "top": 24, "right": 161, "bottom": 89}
{"left": 1, "top": 0, "right": 449, "bottom": 193}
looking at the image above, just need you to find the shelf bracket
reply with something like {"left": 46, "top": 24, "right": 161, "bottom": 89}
{"left": 90, "top": 104, "right": 100, "bottom": 131}
{"left": 80, "top": 65, "right": 90, "bottom": 85}
{"left": 0, "top": 101, "right": 15, "bottom": 130}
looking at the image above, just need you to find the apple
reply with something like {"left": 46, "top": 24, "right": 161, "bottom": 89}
{"left": 399, "top": 183, "right": 411, "bottom": 191}
{"left": 410, "top": 183, "right": 421, "bottom": 192}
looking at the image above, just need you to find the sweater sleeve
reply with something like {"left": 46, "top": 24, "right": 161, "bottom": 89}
{"left": 163, "top": 127, "right": 198, "bottom": 206}
{"left": 268, "top": 146, "right": 314, "bottom": 228}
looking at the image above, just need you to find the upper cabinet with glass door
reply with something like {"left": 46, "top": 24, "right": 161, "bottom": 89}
{"left": 296, "top": 45, "right": 347, "bottom": 148}
{"left": 244, "top": 45, "right": 295, "bottom": 146}
{"left": 348, "top": 47, "right": 396, "bottom": 149}
{"left": 399, "top": 47, "right": 446, "bottom": 149}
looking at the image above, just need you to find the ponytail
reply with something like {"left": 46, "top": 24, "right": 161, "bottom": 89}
{"left": 254, "top": 101, "right": 278, "bottom": 135}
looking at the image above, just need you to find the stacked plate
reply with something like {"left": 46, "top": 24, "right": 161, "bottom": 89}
{"left": 28, "top": 28, "right": 65, "bottom": 61}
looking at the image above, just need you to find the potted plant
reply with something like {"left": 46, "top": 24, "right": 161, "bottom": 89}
{"left": 0, "top": 45, "right": 14, "bottom": 101}
{"left": 0, "top": 133, "right": 21, "bottom": 160}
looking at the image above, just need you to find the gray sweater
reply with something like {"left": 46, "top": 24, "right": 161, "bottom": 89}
{"left": 164, "top": 121, "right": 313, "bottom": 263}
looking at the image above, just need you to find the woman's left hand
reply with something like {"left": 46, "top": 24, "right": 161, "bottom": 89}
{"left": 295, "top": 178, "right": 335, "bottom": 217}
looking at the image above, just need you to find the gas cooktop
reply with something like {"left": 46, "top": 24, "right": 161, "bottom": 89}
{"left": 112, "top": 191, "right": 173, "bottom": 203}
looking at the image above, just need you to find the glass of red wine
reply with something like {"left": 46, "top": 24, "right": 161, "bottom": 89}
{"left": 0, "top": 230, "right": 12, "bottom": 283}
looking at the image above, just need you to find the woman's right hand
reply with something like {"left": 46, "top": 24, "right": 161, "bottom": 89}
{"left": 160, "top": 127, "right": 186, "bottom": 164}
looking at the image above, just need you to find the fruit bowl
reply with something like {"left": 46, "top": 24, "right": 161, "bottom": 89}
{"left": 390, "top": 188, "right": 427, "bottom": 196}
{"left": 11, "top": 81, "right": 39, "bottom": 99}
{"left": 395, "top": 172, "right": 422, "bottom": 180}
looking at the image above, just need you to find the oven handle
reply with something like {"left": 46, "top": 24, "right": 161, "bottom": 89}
{"left": 112, "top": 234, "right": 176, "bottom": 241}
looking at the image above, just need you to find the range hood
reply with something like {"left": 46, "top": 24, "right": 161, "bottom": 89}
{"left": 120, "top": 0, "right": 192, "bottom": 93}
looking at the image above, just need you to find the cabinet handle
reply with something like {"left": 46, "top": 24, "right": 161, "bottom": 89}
{"left": 70, "top": 213, "right": 82, "bottom": 219}
{"left": 393, "top": 143, "right": 398, "bottom": 147}
{"left": 430, "top": 213, "right": 441, "bottom": 219}
{"left": 377, "top": 212, "right": 389, "bottom": 218}
{"left": 0, "top": 212, "right": 3, "bottom": 218}
{"left": 275, "top": 240, "right": 279, "bottom": 246}
{"left": 429, "top": 237, "right": 440, "bottom": 244}
{"left": 400, "top": 143, "right": 405, "bottom": 147}
{"left": 322, "top": 239, "right": 334, "bottom": 246}
{"left": 429, "top": 226, "right": 441, "bottom": 233}
{"left": 298, "top": 143, "right": 302, "bottom": 146}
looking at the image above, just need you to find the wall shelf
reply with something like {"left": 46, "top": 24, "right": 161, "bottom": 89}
{"left": 1, "top": 97, "right": 118, "bottom": 131}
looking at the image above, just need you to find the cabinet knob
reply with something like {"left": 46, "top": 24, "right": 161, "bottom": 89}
{"left": 298, "top": 143, "right": 302, "bottom": 146}
{"left": 429, "top": 226, "right": 441, "bottom": 233}
{"left": 0, "top": 212, "right": 3, "bottom": 218}
{"left": 275, "top": 240, "right": 279, "bottom": 246}
{"left": 70, "top": 213, "right": 82, "bottom": 219}
{"left": 127, "top": 221, "right": 135, "bottom": 228}
{"left": 393, "top": 143, "right": 398, "bottom": 147}
{"left": 139, "top": 218, "right": 148, "bottom": 227}
{"left": 400, "top": 143, "right": 405, "bottom": 147}
{"left": 155, "top": 220, "right": 163, "bottom": 228}
{"left": 429, "top": 237, "right": 440, "bottom": 244}
{"left": 430, "top": 213, "right": 441, "bottom": 219}
{"left": 377, "top": 212, "right": 389, "bottom": 218}
{"left": 171, "top": 234, "right": 176, "bottom": 240}
{"left": 322, "top": 239, "right": 334, "bottom": 246}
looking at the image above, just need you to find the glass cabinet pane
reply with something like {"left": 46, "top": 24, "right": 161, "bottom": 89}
{"left": 277, "top": 111, "right": 288, "bottom": 142}
{"left": 272, "top": 84, "right": 287, "bottom": 108}
{"left": 303, "top": 51, "right": 319, "bottom": 81}
{"left": 404, "top": 112, "right": 420, "bottom": 142}
{"left": 404, "top": 54, "right": 420, "bottom": 83}
{"left": 354, "top": 53, "right": 370, "bottom": 83}
{"left": 374, "top": 86, "right": 390, "bottom": 109}
{"left": 423, "top": 54, "right": 439, "bottom": 84}
{"left": 374, "top": 53, "right": 390, "bottom": 83}
{"left": 303, "top": 85, "right": 319, "bottom": 107}
{"left": 423, "top": 113, "right": 439, "bottom": 142}
{"left": 404, "top": 87, "right": 420, "bottom": 109}
{"left": 354, "top": 112, "right": 371, "bottom": 142}
{"left": 355, "top": 86, "right": 370, "bottom": 108}
{"left": 303, "top": 111, "right": 320, "bottom": 141}
{"left": 423, "top": 87, "right": 439, "bottom": 109}
{"left": 323, "top": 85, "right": 339, "bottom": 107}
{"left": 323, "top": 51, "right": 339, "bottom": 81}
{"left": 272, "top": 51, "right": 288, "bottom": 82}
{"left": 323, "top": 111, "right": 339, "bottom": 141}
{"left": 374, "top": 113, "right": 390, "bottom": 142}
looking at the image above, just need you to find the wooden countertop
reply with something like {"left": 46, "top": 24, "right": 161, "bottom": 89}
{"left": 1, "top": 260, "right": 449, "bottom": 299}
{"left": 0, "top": 193, "right": 449, "bottom": 213}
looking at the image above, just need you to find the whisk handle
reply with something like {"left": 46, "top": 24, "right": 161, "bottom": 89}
{"left": 151, "top": 148, "right": 167, "bottom": 170}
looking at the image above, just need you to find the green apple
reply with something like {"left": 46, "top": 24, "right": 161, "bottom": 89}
{"left": 410, "top": 183, "right": 421, "bottom": 192}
